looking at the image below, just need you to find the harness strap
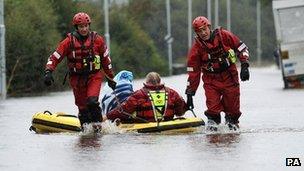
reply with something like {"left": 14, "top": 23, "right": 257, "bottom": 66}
{"left": 88, "top": 32, "right": 95, "bottom": 71}
{"left": 70, "top": 32, "right": 76, "bottom": 73}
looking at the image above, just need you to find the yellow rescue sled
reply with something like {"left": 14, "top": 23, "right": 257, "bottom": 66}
{"left": 30, "top": 111, "right": 205, "bottom": 133}
{"left": 30, "top": 111, "right": 82, "bottom": 133}
{"left": 120, "top": 118, "right": 204, "bottom": 133}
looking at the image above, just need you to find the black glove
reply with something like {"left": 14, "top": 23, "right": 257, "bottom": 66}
{"left": 186, "top": 94, "right": 194, "bottom": 110}
{"left": 240, "top": 63, "right": 250, "bottom": 81}
{"left": 107, "top": 78, "right": 117, "bottom": 91}
{"left": 44, "top": 70, "right": 54, "bottom": 86}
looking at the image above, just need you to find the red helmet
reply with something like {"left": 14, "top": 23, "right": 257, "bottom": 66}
{"left": 72, "top": 12, "right": 91, "bottom": 25}
{"left": 192, "top": 16, "right": 210, "bottom": 32}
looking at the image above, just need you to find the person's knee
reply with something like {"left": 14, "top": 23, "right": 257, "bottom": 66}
{"left": 87, "top": 96, "right": 100, "bottom": 109}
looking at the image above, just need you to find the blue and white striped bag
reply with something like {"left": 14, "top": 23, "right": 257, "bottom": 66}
{"left": 100, "top": 70, "right": 134, "bottom": 115}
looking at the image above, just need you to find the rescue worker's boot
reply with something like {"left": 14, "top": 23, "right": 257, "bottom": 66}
{"left": 87, "top": 97, "right": 103, "bottom": 132}
{"left": 78, "top": 109, "right": 90, "bottom": 129}
{"left": 225, "top": 115, "right": 240, "bottom": 131}
{"left": 205, "top": 112, "right": 221, "bottom": 132}
{"left": 87, "top": 97, "right": 103, "bottom": 122}
{"left": 90, "top": 107, "right": 103, "bottom": 133}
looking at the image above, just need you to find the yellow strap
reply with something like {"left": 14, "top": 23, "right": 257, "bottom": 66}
{"left": 148, "top": 90, "right": 167, "bottom": 121}
{"left": 93, "top": 55, "right": 101, "bottom": 70}
{"left": 228, "top": 49, "right": 237, "bottom": 63}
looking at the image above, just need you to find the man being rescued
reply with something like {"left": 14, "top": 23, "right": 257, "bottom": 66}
{"left": 102, "top": 72, "right": 188, "bottom": 123}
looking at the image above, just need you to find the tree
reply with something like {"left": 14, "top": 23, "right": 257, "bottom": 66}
{"left": 50, "top": 0, "right": 78, "bottom": 37}
{"left": 109, "top": 6, "right": 167, "bottom": 77}
{"left": 5, "top": 0, "right": 61, "bottom": 96}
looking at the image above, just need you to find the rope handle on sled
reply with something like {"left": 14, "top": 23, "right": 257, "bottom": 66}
{"left": 188, "top": 109, "right": 206, "bottom": 126}
{"left": 43, "top": 110, "right": 53, "bottom": 115}
{"left": 189, "top": 109, "right": 197, "bottom": 118}
{"left": 56, "top": 114, "right": 78, "bottom": 118}
{"left": 43, "top": 111, "right": 77, "bottom": 118}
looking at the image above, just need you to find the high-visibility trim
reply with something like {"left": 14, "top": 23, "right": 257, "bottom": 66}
{"left": 47, "top": 61, "right": 53, "bottom": 65}
{"left": 187, "top": 81, "right": 190, "bottom": 86}
{"left": 148, "top": 90, "right": 168, "bottom": 122}
{"left": 93, "top": 55, "right": 101, "bottom": 70}
{"left": 187, "top": 67, "right": 194, "bottom": 72}
{"left": 108, "top": 64, "right": 112, "bottom": 69}
{"left": 242, "top": 51, "right": 249, "bottom": 57}
{"left": 53, "top": 51, "right": 61, "bottom": 59}
{"left": 149, "top": 91, "right": 166, "bottom": 106}
{"left": 237, "top": 43, "right": 247, "bottom": 52}
{"left": 104, "top": 48, "right": 109, "bottom": 57}
{"left": 228, "top": 49, "right": 237, "bottom": 63}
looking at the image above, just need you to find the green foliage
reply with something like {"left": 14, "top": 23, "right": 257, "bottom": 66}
{"left": 49, "top": 0, "right": 77, "bottom": 37}
{"left": 127, "top": 0, "right": 167, "bottom": 59}
{"left": 5, "top": 0, "right": 61, "bottom": 96}
{"left": 109, "top": 8, "right": 167, "bottom": 77}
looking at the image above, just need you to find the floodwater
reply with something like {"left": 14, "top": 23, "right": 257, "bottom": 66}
{"left": 0, "top": 67, "right": 304, "bottom": 171}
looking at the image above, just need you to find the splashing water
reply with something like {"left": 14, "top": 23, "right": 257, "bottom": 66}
{"left": 204, "top": 124, "right": 241, "bottom": 135}
{"left": 81, "top": 120, "right": 125, "bottom": 135}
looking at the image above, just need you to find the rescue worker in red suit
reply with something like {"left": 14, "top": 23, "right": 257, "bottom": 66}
{"left": 44, "top": 12, "right": 116, "bottom": 127}
{"left": 185, "top": 16, "right": 250, "bottom": 130}
{"left": 102, "top": 72, "right": 187, "bottom": 123}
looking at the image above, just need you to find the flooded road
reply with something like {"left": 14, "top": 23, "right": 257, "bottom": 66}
{"left": 1, "top": 67, "right": 304, "bottom": 171}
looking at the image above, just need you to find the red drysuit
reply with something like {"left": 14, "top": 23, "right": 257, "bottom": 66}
{"left": 186, "top": 27, "right": 249, "bottom": 123}
{"left": 45, "top": 31, "right": 114, "bottom": 123}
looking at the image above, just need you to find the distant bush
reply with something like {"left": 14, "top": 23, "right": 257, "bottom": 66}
{"left": 5, "top": 0, "right": 62, "bottom": 96}
{"left": 109, "top": 8, "right": 167, "bottom": 77}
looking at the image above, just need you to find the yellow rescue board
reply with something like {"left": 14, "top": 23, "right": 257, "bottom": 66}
{"left": 120, "top": 117, "right": 204, "bottom": 133}
{"left": 30, "top": 111, "right": 82, "bottom": 133}
{"left": 30, "top": 111, "right": 205, "bottom": 133}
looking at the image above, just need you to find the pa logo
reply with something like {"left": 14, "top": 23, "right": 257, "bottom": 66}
{"left": 286, "top": 158, "right": 301, "bottom": 166}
